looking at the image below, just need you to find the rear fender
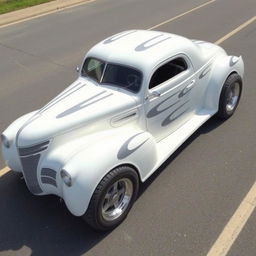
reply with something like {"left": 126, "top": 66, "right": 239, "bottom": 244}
{"left": 203, "top": 55, "right": 244, "bottom": 111}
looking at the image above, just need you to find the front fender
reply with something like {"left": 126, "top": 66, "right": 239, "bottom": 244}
{"left": 203, "top": 55, "right": 244, "bottom": 111}
{"left": 60, "top": 128, "right": 157, "bottom": 216}
{"left": 1, "top": 111, "right": 37, "bottom": 171}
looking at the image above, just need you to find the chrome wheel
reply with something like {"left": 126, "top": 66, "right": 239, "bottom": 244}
{"left": 83, "top": 166, "right": 139, "bottom": 230}
{"left": 101, "top": 178, "right": 133, "bottom": 221}
{"left": 226, "top": 82, "right": 240, "bottom": 112}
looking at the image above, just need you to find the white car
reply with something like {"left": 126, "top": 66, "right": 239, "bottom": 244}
{"left": 1, "top": 30, "right": 244, "bottom": 230}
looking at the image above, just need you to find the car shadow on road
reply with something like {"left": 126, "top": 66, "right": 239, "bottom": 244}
{"left": 0, "top": 116, "right": 224, "bottom": 256}
{"left": 0, "top": 172, "right": 110, "bottom": 256}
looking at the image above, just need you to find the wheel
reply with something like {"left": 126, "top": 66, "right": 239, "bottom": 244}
{"left": 83, "top": 166, "right": 139, "bottom": 231}
{"left": 216, "top": 73, "right": 242, "bottom": 120}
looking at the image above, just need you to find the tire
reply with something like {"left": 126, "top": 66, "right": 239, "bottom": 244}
{"left": 82, "top": 166, "right": 139, "bottom": 231}
{"left": 216, "top": 73, "right": 242, "bottom": 120}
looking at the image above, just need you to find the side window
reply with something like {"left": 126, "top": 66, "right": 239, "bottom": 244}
{"left": 149, "top": 57, "right": 188, "bottom": 89}
{"left": 81, "top": 58, "right": 105, "bottom": 82}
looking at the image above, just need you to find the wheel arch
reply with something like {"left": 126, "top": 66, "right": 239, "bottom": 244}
{"left": 227, "top": 70, "right": 243, "bottom": 94}
{"left": 108, "top": 162, "right": 142, "bottom": 183}
{"left": 203, "top": 55, "right": 244, "bottom": 112}
{"left": 60, "top": 129, "right": 157, "bottom": 216}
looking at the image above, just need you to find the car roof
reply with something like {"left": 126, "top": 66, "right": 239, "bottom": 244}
{"left": 86, "top": 30, "right": 201, "bottom": 73}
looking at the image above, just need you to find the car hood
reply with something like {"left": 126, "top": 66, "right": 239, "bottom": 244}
{"left": 17, "top": 78, "right": 137, "bottom": 147}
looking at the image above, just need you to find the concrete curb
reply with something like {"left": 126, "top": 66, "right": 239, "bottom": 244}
{"left": 0, "top": 0, "right": 94, "bottom": 27}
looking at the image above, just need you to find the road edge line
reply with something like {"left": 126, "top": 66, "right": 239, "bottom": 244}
{"left": 0, "top": 167, "right": 10, "bottom": 177}
{"left": 0, "top": 0, "right": 96, "bottom": 29}
{"left": 215, "top": 16, "right": 256, "bottom": 45}
{"left": 148, "top": 0, "right": 216, "bottom": 30}
{"left": 206, "top": 181, "right": 256, "bottom": 256}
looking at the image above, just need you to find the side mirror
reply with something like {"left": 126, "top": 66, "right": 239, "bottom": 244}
{"left": 76, "top": 66, "right": 80, "bottom": 73}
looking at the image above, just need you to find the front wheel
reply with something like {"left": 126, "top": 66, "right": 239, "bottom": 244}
{"left": 83, "top": 166, "right": 139, "bottom": 231}
{"left": 216, "top": 73, "right": 242, "bottom": 119}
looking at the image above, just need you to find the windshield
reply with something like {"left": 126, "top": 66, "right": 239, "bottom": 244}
{"left": 81, "top": 57, "right": 142, "bottom": 93}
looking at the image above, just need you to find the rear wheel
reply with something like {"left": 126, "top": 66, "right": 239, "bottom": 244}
{"left": 216, "top": 73, "right": 242, "bottom": 119}
{"left": 83, "top": 166, "right": 139, "bottom": 231}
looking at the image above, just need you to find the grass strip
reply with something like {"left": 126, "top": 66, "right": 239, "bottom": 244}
{"left": 0, "top": 0, "right": 54, "bottom": 14}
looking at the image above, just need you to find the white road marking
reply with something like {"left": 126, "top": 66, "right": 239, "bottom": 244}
{"left": 215, "top": 16, "right": 256, "bottom": 45}
{"left": 0, "top": 167, "right": 10, "bottom": 177}
{"left": 207, "top": 181, "right": 256, "bottom": 256}
{"left": 148, "top": 0, "right": 216, "bottom": 30}
{"left": 205, "top": 16, "right": 256, "bottom": 256}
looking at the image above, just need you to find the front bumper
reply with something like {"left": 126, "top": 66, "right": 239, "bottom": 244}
{"left": 1, "top": 139, "right": 22, "bottom": 173}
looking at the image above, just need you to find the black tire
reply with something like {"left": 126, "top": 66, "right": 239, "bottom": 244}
{"left": 83, "top": 166, "right": 139, "bottom": 231}
{"left": 216, "top": 73, "right": 242, "bottom": 120}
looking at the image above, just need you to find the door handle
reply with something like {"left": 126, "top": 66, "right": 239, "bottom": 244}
{"left": 180, "top": 80, "right": 196, "bottom": 96}
{"left": 151, "top": 91, "right": 161, "bottom": 97}
{"left": 186, "top": 79, "right": 196, "bottom": 90}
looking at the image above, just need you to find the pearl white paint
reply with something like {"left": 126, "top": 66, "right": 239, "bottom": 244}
{"left": 1, "top": 30, "right": 244, "bottom": 216}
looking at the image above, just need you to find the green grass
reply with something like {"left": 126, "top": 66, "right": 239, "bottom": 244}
{"left": 0, "top": 0, "right": 54, "bottom": 14}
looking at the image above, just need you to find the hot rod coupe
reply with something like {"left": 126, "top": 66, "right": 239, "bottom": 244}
{"left": 1, "top": 30, "right": 244, "bottom": 230}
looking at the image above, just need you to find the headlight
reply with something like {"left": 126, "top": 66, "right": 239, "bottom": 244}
{"left": 60, "top": 169, "right": 72, "bottom": 187}
{"left": 1, "top": 134, "right": 10, "bottom": 148}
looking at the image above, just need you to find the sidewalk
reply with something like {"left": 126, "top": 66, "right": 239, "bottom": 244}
{"left": 0, "top": 0, "right": 93, "bottom": 27}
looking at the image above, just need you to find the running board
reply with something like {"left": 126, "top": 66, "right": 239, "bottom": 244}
{"left": 143, "top": 110, "right": 214, "bottom": 181}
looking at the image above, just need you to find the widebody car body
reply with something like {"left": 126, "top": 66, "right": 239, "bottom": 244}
{"left": 1, "top": 30, "right": 244, "bottom": 220}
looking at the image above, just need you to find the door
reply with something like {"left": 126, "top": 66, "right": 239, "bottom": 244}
{"left": 145, "top": 56, "right": 196, "bottom": 141}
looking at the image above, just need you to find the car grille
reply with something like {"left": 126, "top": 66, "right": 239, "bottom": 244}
{"left": 18, "top": 141, "right": 50, "bottom": 194}
{"left": 41, "top": 168, "right": 57, "bottom": 187}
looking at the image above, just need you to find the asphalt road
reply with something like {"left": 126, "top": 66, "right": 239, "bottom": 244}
{"left": 0, "top": 0, "right": 256, "bottom": 255}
